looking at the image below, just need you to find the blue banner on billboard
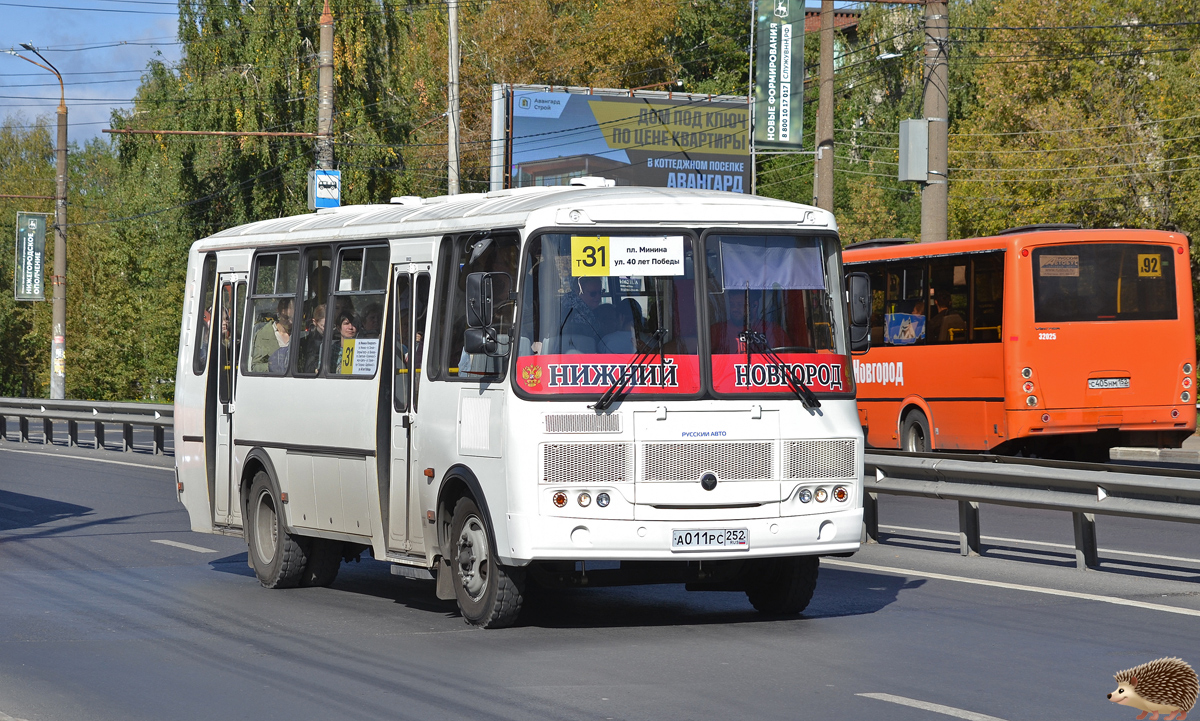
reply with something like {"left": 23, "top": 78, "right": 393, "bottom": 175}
{"left": 506, "top": 87, "right": 751, "bottom": 193}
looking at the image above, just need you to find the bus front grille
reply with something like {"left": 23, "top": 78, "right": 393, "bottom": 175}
{"left": 544, "top": 413, "right": 622, "bottom": 434}
{"left": 542, "top": 443, "right": 632, "bottom": 484}
{"left": 641, "top": 442, "right": 774, "bottom": 482}
{"left": 784, "top": 439, "right": 857, "bottom": 479}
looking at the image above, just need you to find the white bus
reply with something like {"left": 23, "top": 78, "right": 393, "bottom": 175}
{"left": 174, "top": 183, "right": 871, "bottom": 627}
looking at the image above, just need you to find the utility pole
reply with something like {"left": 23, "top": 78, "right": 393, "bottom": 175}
{"left": 814, "top": 0, "right": 834, "bottom": 211}
{"left": 447, "top": 0, "right": 461, "bottom": 195}
{"left": 9, "top": 44, "right": 68, "bottom": 399}
{"left": 921, "top": 0, "right": 948, "bottom": 242}
{"left": 317, "top": 0, "right": 334, "bottom": 169}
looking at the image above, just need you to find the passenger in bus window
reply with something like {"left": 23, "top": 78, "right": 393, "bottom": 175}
{"left": 331, "top": 309, "right": 357, "bottom": 372}
{"left": 929, "top": 291, "right": 967, "bottom": 342}
{"left": 559, "top": 276, "right": 605, "bottom": 353}
{"left": 297, "top": 303, "right": 326, "bottom": 374}
{"left": 359, "top": 303, "right": 383, "bottom": 339}
{"left": 250, "top": 297, "right": 293, "bottom": 373}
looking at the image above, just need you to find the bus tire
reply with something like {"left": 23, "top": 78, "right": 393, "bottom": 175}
{"left": 745, "top": 556, "right": 819, "bottom": 615}
{"left": 449, "top": 496, "right": 524, "bottom": 628}
{"left": 246, "top": 471, "right": 308, "bottom": 589}
{"left": 901, "top": 409, "right": 931, "bottom": 453}
{"left": 300, "top": 539, "right": 342, "bottom": 588}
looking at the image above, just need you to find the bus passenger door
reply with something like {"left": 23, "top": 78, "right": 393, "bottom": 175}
{"left": 213, "top": 275, "right": 246, "bottom": 525}
{"left": 388, "top": 268, "right": 430, "bottom": 554}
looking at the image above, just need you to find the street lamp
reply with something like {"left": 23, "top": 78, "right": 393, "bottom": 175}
{"left": 7, "top": 43, "right": 67, "bottom": 399}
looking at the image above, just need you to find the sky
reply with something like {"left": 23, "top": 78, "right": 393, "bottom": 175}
{"left": 1, "top": 1, "right": 182, "bottom": 141}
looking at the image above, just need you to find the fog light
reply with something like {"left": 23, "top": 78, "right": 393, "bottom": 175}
{"left": 815, "top": 488, "right": 829, "bottom": 503}
{"left": 1026, "top": 395, "right": 1038, "bottom": 407}
{"left": 577, "top": 492, "right": 592, "bottom": 507}
{"left": 833, "top": 486, "right": 848, "bottom": 502}
{"left": 798, "top": 488, "right": 812, "bottom": 503}
{"left": 1172, "top": 409, "right": 1181, "bottom": 419}
{"left": 1041, "top": 413, "right": 1050, "bottom": 423}
{"left": 1185, "top": 377, "right": 1193, "bottom": 389}
{"left": 596, "top": 492, "right": 610, "bottom": 508}
{"left": 1021, "top": 367, "right": 1033, "bottom": 379}
{"left": 1186, "top": 363, "right": 1194, "bottom": 375}
{"left": 552, "top": 491, "right": 568, "bottom": 508}
{"left": 1183, "top": 391, "right": 1191, "bottom": 403}
{"left": 1022, "top": 381, "right": 1034, "bottom": 393}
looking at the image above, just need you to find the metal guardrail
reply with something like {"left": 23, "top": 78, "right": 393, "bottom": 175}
{"left": 0, "top": 398, "right": 173, "bottom": 455}
{"left": 863, "top": 451, "right": 1200, "bottom": 570}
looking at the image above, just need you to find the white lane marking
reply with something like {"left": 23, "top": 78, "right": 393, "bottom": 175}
{"left": 880, "top": 524, "right": 1200, "bottom": 565}
{"left": 0, "top": 502, "right": 33, "bottom": 513}
{"left": 823, "top": 559, "right": 1200, "bottom": 618}
{"left": 151, "top": 539, "right": 217, "bottom": 553}
{"left": 857, "top": 693, "right": 1008, "bottom": 721}
{"left": 0, "top": 445, "right": 172, "bottom": 471}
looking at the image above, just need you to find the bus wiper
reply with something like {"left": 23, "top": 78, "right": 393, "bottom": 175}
{"left": 739, "top": 330, "right": 822, "bottom": 410}
{"left": 591, "top": 329, "right": 668, "bottom": 412}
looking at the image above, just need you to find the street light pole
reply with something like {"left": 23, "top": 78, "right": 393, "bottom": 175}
{"left": 8, "top": 44, "right": 67, "bottom": 398}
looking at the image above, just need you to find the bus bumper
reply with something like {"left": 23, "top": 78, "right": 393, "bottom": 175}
{"left": 501, "top": 507, "right": 863, "bottom": 565}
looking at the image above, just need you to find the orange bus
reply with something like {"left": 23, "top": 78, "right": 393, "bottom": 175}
{"left": 842, "top": 224, "right": 1196, "bottom": 460}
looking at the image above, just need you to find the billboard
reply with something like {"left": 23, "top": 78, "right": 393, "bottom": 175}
{"left": 752, "top": 0, "right": 804, "bottom": 151}
{"left": 14, "top": 212, "right": 46, "bottom": 301}
{"left": 495, "top": 86, "right": 751, "bottom": 194}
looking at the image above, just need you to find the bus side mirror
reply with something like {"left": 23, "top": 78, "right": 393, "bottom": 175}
{"left": 465, "top": 271, "right": 512, "bottom": 328}
{"left": 847, "top": 272, "right": 871, "bottom": 353}
{"left": 464, "top": 328, "right": 511, "bottom": 357}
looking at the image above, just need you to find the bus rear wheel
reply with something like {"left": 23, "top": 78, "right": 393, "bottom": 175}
{"left": 449, "top": 496, "right": 525, "bottom": 628}
{"left": 246, "top": 471, "right": 308, "bottom": 589}
{"left": 300, "top": 539, "right": 342, "bottom": 588}
{"left": 901, "top": 410, "right": 931, "bottom": 453}
{"left": 745, "top": 556, "right": 819, "bottom": 615}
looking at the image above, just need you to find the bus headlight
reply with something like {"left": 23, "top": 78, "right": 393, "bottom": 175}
{"left": 798, "top": 488, "right": 812, "bottom": 503}
{"left": 815, "top": 488, "right": 829, "bottom": 503}
{"left": 1021, "top": 367, "right": 1033, "bottom": 379}
{"left": 577, "top": 492, "right": 592, "bottom": 507}
{"left": 596, "top": 492, "right": 610, "bottom": 508}
{"left": 1026, "top": 395, "right": 1038, "bottom": 407}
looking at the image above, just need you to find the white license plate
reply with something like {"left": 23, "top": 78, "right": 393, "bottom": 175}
{"left": 1088, "top": 377, "right": 1130, "bottom": 389}
{"left": 671, "top": 528, "right": 749, "bottom": 551}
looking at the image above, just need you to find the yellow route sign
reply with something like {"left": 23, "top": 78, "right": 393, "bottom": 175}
{"left": 571, "top": 236, "right": 610, "bottom": 276}
{"left": 1137, "top": 253, "right": 1162, "bottom": 278}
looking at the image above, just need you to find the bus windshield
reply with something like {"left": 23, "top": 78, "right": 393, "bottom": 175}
{"left": 1032, "top": 243, "right": 1178, "bottom": 323}
{"left": 514, "top": 232, "right": 701, "bottom": 396}
{"left": 705, "top": 234, "right": 849, "bottom": 395}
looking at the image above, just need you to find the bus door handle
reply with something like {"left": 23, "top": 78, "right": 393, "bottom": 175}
{"left": 222, "top": 402, "right": 235, "bottom": 415}
{"left": 401, "top": 415, "right": 411, "bottom": 429}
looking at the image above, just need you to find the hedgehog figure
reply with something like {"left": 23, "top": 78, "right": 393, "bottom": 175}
{"left": 1108, "top": 658, "right": 1199, "bottom": 721}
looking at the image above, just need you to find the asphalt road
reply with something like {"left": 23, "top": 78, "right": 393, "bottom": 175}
{"left": 1, "top": 444, "right": 1198, "bottom": 721}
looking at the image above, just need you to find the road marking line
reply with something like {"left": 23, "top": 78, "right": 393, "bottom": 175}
{"left": 152, "top": 539, "right": 217, "bottom": 553}
{"left": 0, "top": 445, "right": 172, "bottom": 471}
{"left": 881, "top": 524, "right": 1200, "bottom": 565}
{"left": 857, "top": 693, "right": 1008, "bottom": 721}
{"left": 823, "top": 559, "right": 1200, "bottom": 618}
{"left": 0, "top": 502, "right": 33, "bottom": 513}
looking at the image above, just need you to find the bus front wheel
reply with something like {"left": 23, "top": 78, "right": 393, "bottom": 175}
{"left": 901, "top": 410, "right": 931, "bottom": 453}
{"left": 246, "top": 471, "right": 308, "bottom": 589}
{"left": 449, "top": 496, "right": 525, "bottom": 628}
{"left": 745, "top": 556, "right": 819, "bottom": 615}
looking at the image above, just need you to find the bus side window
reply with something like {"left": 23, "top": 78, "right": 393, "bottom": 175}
{"left": 245, "top": 251, "right": 300, "bottom": 375}
{"left": 884, "top": 262, "right": 926, "bottom": 346}
{"left": 295, "top": 246, "right": 332, "bottom": 377}
{"left": 192, "top": 254, "right": 218, "bottom": 375}
{"left": 393, "top": 273, "right": 413, "bottom": 412}
{"left": 440, "top": 233, "right": 520, "bottom": 381}
{"left": 861, "top": 263, "right": 886, "bottom": 345}
{"left": 412, "top": 273, "right": 430, "bottom": 409}
{"left": 927, "top": 258, "right": 969, "bottom": 344}
{"left": 325, "top": 245, "right": 389, "bottom": 377}
{"left": 972, "top": 253, "right": 1004, "bottom": 342}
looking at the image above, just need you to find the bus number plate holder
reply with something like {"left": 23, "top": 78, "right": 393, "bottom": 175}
{"left": 671, "top": 529, "right": 749, "bottom": 551}
{"left": 1088, "top": 378, "right": 1130, "bottom": 389}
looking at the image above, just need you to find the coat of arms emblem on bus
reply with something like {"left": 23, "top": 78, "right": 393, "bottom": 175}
{"left": 521, "top": 364, "right": 543, "bottom": 388}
